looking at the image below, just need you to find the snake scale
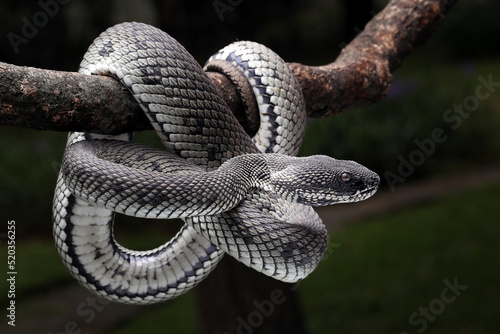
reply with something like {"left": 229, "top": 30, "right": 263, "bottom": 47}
{"left": 53, "top": 22, "right": 380, "bottom": 305}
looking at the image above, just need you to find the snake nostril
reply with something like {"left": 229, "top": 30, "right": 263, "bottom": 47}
{"left": 354, "top": 180, "right": 366, "bottom": 190}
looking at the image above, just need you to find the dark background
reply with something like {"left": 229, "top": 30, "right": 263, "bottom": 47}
{"left": 1, "top": 0, "right": 499, "bottom": 333}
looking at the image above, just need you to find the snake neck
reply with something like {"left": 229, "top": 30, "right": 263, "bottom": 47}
{"left": 219, "top": 153, "right": 298, "bottom": 195}
{"left": 217, "top": 153, "right": 271, "bottom": 191}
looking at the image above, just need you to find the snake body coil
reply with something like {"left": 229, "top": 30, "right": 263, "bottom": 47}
{"left": 53, "top": 22, "right": 379, "bottom": 305}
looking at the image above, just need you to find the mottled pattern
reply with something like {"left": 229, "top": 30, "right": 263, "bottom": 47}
{"left": 205, "top": 41, "right": 306, "bottom": 155}
{"left": 52, "top": 22, "right": 379, "bottom": 305}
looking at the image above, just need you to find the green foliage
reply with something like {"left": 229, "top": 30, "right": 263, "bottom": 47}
{"left": 0, "top": 239, "right": 69, "bottom": 306}
{"left": 107, "top": 293, "right": 198, "bottom": 334}
{"left": 0, "top": 127, "right": 66, "bottom": 235}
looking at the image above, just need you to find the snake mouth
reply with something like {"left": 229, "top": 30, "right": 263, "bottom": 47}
{"left": 337, "top": 176, "right": 380, "bottom": 203}
{"left": 354, "top": 186, "right": 378, "bottom": 200}
{"left": 301, "top": 183, "right": 379, "bottom": 206}
{"left": 332, "top": 188, "right": 377, "bottom": 204}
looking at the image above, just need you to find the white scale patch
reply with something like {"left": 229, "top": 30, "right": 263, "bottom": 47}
{"left": 53, "top": 25, "right": 323, "bottom": 305}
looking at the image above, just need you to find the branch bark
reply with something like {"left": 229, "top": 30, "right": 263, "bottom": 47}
{"left": 0, "top": 0, "right": 457, "bottom": 133}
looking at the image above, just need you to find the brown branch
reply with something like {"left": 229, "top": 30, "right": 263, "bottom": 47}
{"left": 0, "top": 62, "right": 244, "bottom": 133}
{"left": 0, "top": 0, "right": 457, "bottom": 133}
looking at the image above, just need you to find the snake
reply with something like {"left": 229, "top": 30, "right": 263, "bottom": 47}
{"left": 52, "top": 22, "right": 380, "bottom": 305}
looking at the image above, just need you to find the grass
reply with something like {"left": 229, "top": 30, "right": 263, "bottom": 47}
{"left": 3, "top": 180, "right": 498, "bottom": 333}
{"left": 107, "top": 293, "right": 198, "bottom": 334}
{"left": 299, "top": 181, "right": 500, "bottom": 334}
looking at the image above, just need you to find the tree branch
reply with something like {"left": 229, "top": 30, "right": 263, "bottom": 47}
{"left": 0, "top": 0, "right": 457, "bottom": 133}
{"left": 290, "top": 0, "right": 458, "bottom": 117}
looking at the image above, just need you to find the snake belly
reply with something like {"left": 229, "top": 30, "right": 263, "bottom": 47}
{"left": 53, "top": 22, "right": 327, "bottom": 305}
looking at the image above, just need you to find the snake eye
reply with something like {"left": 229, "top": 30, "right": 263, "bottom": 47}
{"left": 341, "top": 172, "right": 351, "bottom": 182}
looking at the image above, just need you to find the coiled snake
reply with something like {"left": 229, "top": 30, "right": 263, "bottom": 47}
{"left": 53, "top": 22, "right": 380, "bottom": 305}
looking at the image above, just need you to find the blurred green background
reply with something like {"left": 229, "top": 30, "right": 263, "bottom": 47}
{"left": 1, "top": 0, "right": 499, "bottom": 333}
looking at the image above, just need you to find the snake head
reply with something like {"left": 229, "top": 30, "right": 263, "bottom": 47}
{"left": 268, "top": 155, "right": 380, "bottom": 207}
